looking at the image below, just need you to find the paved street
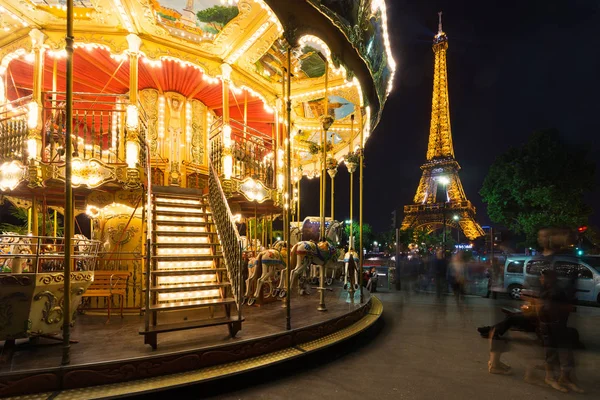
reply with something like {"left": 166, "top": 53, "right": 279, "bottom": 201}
{"left": 140, "top": 290, "right": 600, "bottom": 400}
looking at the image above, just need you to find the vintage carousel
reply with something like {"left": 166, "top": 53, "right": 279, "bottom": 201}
{"left": 0, "top": 0, "right": 394, "bottom": 396}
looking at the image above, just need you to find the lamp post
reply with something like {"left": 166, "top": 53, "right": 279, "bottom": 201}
{"left": 453, "top": 214, "right": 460, "bottom": 244}
{"left": 438, "top": 176, "right": 450, "bottom": 255}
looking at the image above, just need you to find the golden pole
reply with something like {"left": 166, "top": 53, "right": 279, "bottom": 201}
{"left": 285, "top": 45, "right": 292, "bottom": 329}
{"left": 359, "top": 112, "right": 365, "bottom": 304}
{"left": 63, "top": 0, "right": 75, "bottom": 365}
{"left": 243, "top": 91, "right": 248, "bottom": 138}
{"left": 27, "top": 207, "right": 32, "bottom": 234}
{"left": 52, "top": 58, "right": 58, "bottom": 118}
{"left": 349, "top": 114, "right": 354, "bottom": 250}
{"left": 297, "top": 178, "right": 301, "bottom": 225}
{"left": 330, "top": 172, "right": 334, "bottom": 221}
{"left": 320, "top": 61, "right": 329, "bottom": 241}
{"left": 53, "top": 209, "right": 58, "bottom": 237}
{"left": 254, "top": 204, "right": 257, "bottom": 253}
{"left": 31, "top": 197, "right": 38, "bottom": 236}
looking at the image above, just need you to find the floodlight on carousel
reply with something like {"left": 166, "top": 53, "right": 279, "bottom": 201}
{"left": 240, "top": 177, "right": 269, "bottom": 203}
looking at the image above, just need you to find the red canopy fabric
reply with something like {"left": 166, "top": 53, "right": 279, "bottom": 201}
{"left": 5, "top": 47, "right": 274, "bottom": 137}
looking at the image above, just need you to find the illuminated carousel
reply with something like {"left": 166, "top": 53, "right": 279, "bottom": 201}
{"left": 0, "top": 0, "right": 394, "bottom": 397}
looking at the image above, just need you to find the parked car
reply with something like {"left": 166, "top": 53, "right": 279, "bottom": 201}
{"left": 503, "top": 255, "right": 600, "bottom": 303}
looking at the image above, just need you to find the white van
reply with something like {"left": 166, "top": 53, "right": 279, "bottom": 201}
{"left": 503, "top": 255, "right": 600, "bottom": 303}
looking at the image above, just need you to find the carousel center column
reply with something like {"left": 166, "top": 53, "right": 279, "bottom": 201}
{"left": 220, "top": 63, "right": 233, "bottom": 196}
{"left": 125, "top": 34, "right": 142, "bottom": 188}
{"left": 27, "top": 29, "right": 46, "bottom": 187}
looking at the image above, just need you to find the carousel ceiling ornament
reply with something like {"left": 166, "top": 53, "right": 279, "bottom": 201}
{"left": 54, "top": 158, "right": 117, "bottom": 189}
{"left": 0, "top": 160, "right": 26, "bottom": 191}
{"left": 0, "top": 5, "right": 29, "bottom": 31}
{"left": 239, "top": 177, "right": 269, "bottom": 203}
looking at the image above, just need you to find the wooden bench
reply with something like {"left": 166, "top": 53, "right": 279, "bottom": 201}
{"left": 82, "top": 271, "right": 130, "bottom": 322}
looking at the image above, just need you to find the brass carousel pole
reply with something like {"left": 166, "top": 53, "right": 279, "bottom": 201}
{"left": 346, "top": 114, "right": 355, "bottom": 301}
{"left": 317, "top": 60, "right": 332, "bottom": 312}
{"left": 62, "top": 0, "right": 75, "bottom": 365}
{"left": 359, "top": 112, "right": 365, "bottom": 304}
{"left": 285, "top": 44, "right": 292, "bottom": 330}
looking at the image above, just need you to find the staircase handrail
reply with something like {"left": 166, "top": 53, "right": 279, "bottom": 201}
{"left": 208, "top": 162, "right": 242, "bottom": 312}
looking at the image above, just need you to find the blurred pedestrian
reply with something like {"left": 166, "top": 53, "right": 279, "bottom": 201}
{"left": 434, "top": 249, "right": 448, "bottom": 300}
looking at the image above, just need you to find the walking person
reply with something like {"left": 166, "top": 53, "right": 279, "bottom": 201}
{"left": 434, "top": 249, "right": 448, "bottom": 300}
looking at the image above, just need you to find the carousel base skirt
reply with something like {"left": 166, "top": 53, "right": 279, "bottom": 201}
{"left": 0, "top": 287, "right": 381, "bottom": 399}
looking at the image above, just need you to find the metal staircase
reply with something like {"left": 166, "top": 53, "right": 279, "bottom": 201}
{"left": 140, "top": 186, "right": 242, "bottom": 349}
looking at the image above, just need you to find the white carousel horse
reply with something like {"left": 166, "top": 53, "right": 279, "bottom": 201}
{"left": 290, "top": 225, "right": 302, "bottom": 246}
{"left": 244, "top": 256, "right": 260, "bottom": 303}
{"left": 0, "top": 232, "right": 32, "bottom": 273}
{"left": 288, "top": 241, "right": 340, "bottom": 296}
{"left": 73, "top": 234, "right": 95, "bottom": 271}
{"left": 343, "top": 250, "right": 360, "bottom": 290}
{"left": 309, "top": 220, "right": 344, "bottom": 284}
{"left": 247, "top": 248, "right": 286, "bottom": 305}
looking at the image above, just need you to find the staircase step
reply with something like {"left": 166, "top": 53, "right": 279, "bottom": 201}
{"left": 154, "top": 243, "right": 219, "bottom": 248}
{"left": 155, "top": 210, "right": 211, "bottom": 217}
{"left": 151, "top": 185, "right": 205, "bottom": 198}
{"left": 155, "top": 220, "right": 212, "bottom": 227}
{"left": 139, "top": 316, "right": 243, "bottom": 335}
{"left": 153, "top": 255, "right": 222, "bottom": 262}
{"left": 155, "top": 231, "right": 217, "bottom": 237}
{"left": 155, "top": 201, "right": 207, "bottom": 209}
{"left": 152, "top": 268, "right": 227, "bottom": 276}
{"left": 150, "top": 282, "right": 230, "bottom": 292}
{"left": 149, "top": 297, "right": 236, "bottom": 311}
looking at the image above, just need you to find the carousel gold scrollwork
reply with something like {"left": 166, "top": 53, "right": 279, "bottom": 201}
{"left": 0, "top": 292, "right": 28, "bottom": 332}
{"left": 140, "top": 89, "right": 160, "bottom": 158}
{"left": 190, "top": 99, "right": 206, "bottom": 165}
{"left": 53, "top": 158, "right": 118, "bottom": 188}
{"left": 0, "top": 274, "right": 32, "bottom": 286}
{"left": 33, "top": 291, "right": 63, "bottom": 325}
{"left": 107, "top": 223, "right": 139, "bottom": 246}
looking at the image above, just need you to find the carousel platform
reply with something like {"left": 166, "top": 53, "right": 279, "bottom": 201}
{"left": 0, "top": 287, "right": 381, "bottom": 399}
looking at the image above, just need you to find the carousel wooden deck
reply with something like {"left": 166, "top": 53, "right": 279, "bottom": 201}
{"left": 0, "top": 286, "right": 377, "bottom": 398}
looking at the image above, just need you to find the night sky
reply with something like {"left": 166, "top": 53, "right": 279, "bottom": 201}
{"left": 301, "top": 0, "right": 600, "bottom": 233}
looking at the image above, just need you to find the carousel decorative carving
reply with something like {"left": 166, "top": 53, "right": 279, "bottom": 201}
{"left": 0, "top": 275, "right": 32, "bottom": 286}
{"left": 107, "top": 223, "right": 139, "bottom": 246}
{"left": 190, "top": 99, "right": 206, "bottom": 165}
{"left": 33, "top": 291, "right": 63, "bottom": 325}
{"left": 0, "top": 292, "right": 28, "bottom": 332}
{"left": 140, "top": 89, "right": 160, "bottom": 158}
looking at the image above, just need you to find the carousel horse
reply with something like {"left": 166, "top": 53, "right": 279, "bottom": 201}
{"left": 289, "top": 225, "right": 302, "bottom": 246}
{"left": 73, "top": 234, "right": 94, "bottom": 271}
{"left": 247, "top": 248, "right": 287, "bottom": 306}
{"left": 288, "top": 241, "right": 340, "bottom": 296}
{"left": 343, "top": 250, "right": 360, "bottom": 290}
{"left": 308, "top": 220, "right": 344, "bottom": 284}
{"left": 244, "top": 256, "right": 260, "bottom": 303}
{"left": 0, "top": 232, "right": 33, "bottom": 273}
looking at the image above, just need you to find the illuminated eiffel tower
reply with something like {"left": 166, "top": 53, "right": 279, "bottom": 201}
{"left": 401, "top": 13, "right": 484, "bottom": 241}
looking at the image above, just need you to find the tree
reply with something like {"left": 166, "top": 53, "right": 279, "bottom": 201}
{"left": 480, "top": 129, "right": 595, "bottom": 246}
{"left": 344, "top": 222, "right": 374, "bottom": 250}
{"left": 0, "top": 205, "right": 63, "bottom": 236}
{"left": 196, "top": 6, "right": 239, "bottom": 33}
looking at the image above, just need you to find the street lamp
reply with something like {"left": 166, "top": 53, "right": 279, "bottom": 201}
{"left": 453, "top": 214, "right": 460, "bottom": 244}
{"left": 438, "top": 176, "right": 450, "bottom": 254}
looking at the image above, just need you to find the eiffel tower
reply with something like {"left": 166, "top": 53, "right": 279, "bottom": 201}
{"left": 401, "top": 13, "right": 484, "bottom": 241}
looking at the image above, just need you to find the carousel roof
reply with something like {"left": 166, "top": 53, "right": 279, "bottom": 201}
{"left": 0, "top": 0, "right": 397, "bottom": 171}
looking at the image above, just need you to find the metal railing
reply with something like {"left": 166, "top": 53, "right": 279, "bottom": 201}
{"left": 208, "top": 162, "right": 243, "bottom": 312}
{"left": 0, "top": 95, "right": 31, "bottom": 164}
{"left": 210, "top": 117, "right": 275, "bottom": 188}
{"left": 0, "top": 234, "right": 101, "bottom": 274}
{"left": 404, "top": 200, "right": 473, "bottom": 213}
{"left": 42, "top": 92, "right": 128, "bottom": 163}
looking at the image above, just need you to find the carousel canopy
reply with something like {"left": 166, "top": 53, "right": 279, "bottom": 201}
{"left": 0, "top": 0, "right": 396, "bottom": 172}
